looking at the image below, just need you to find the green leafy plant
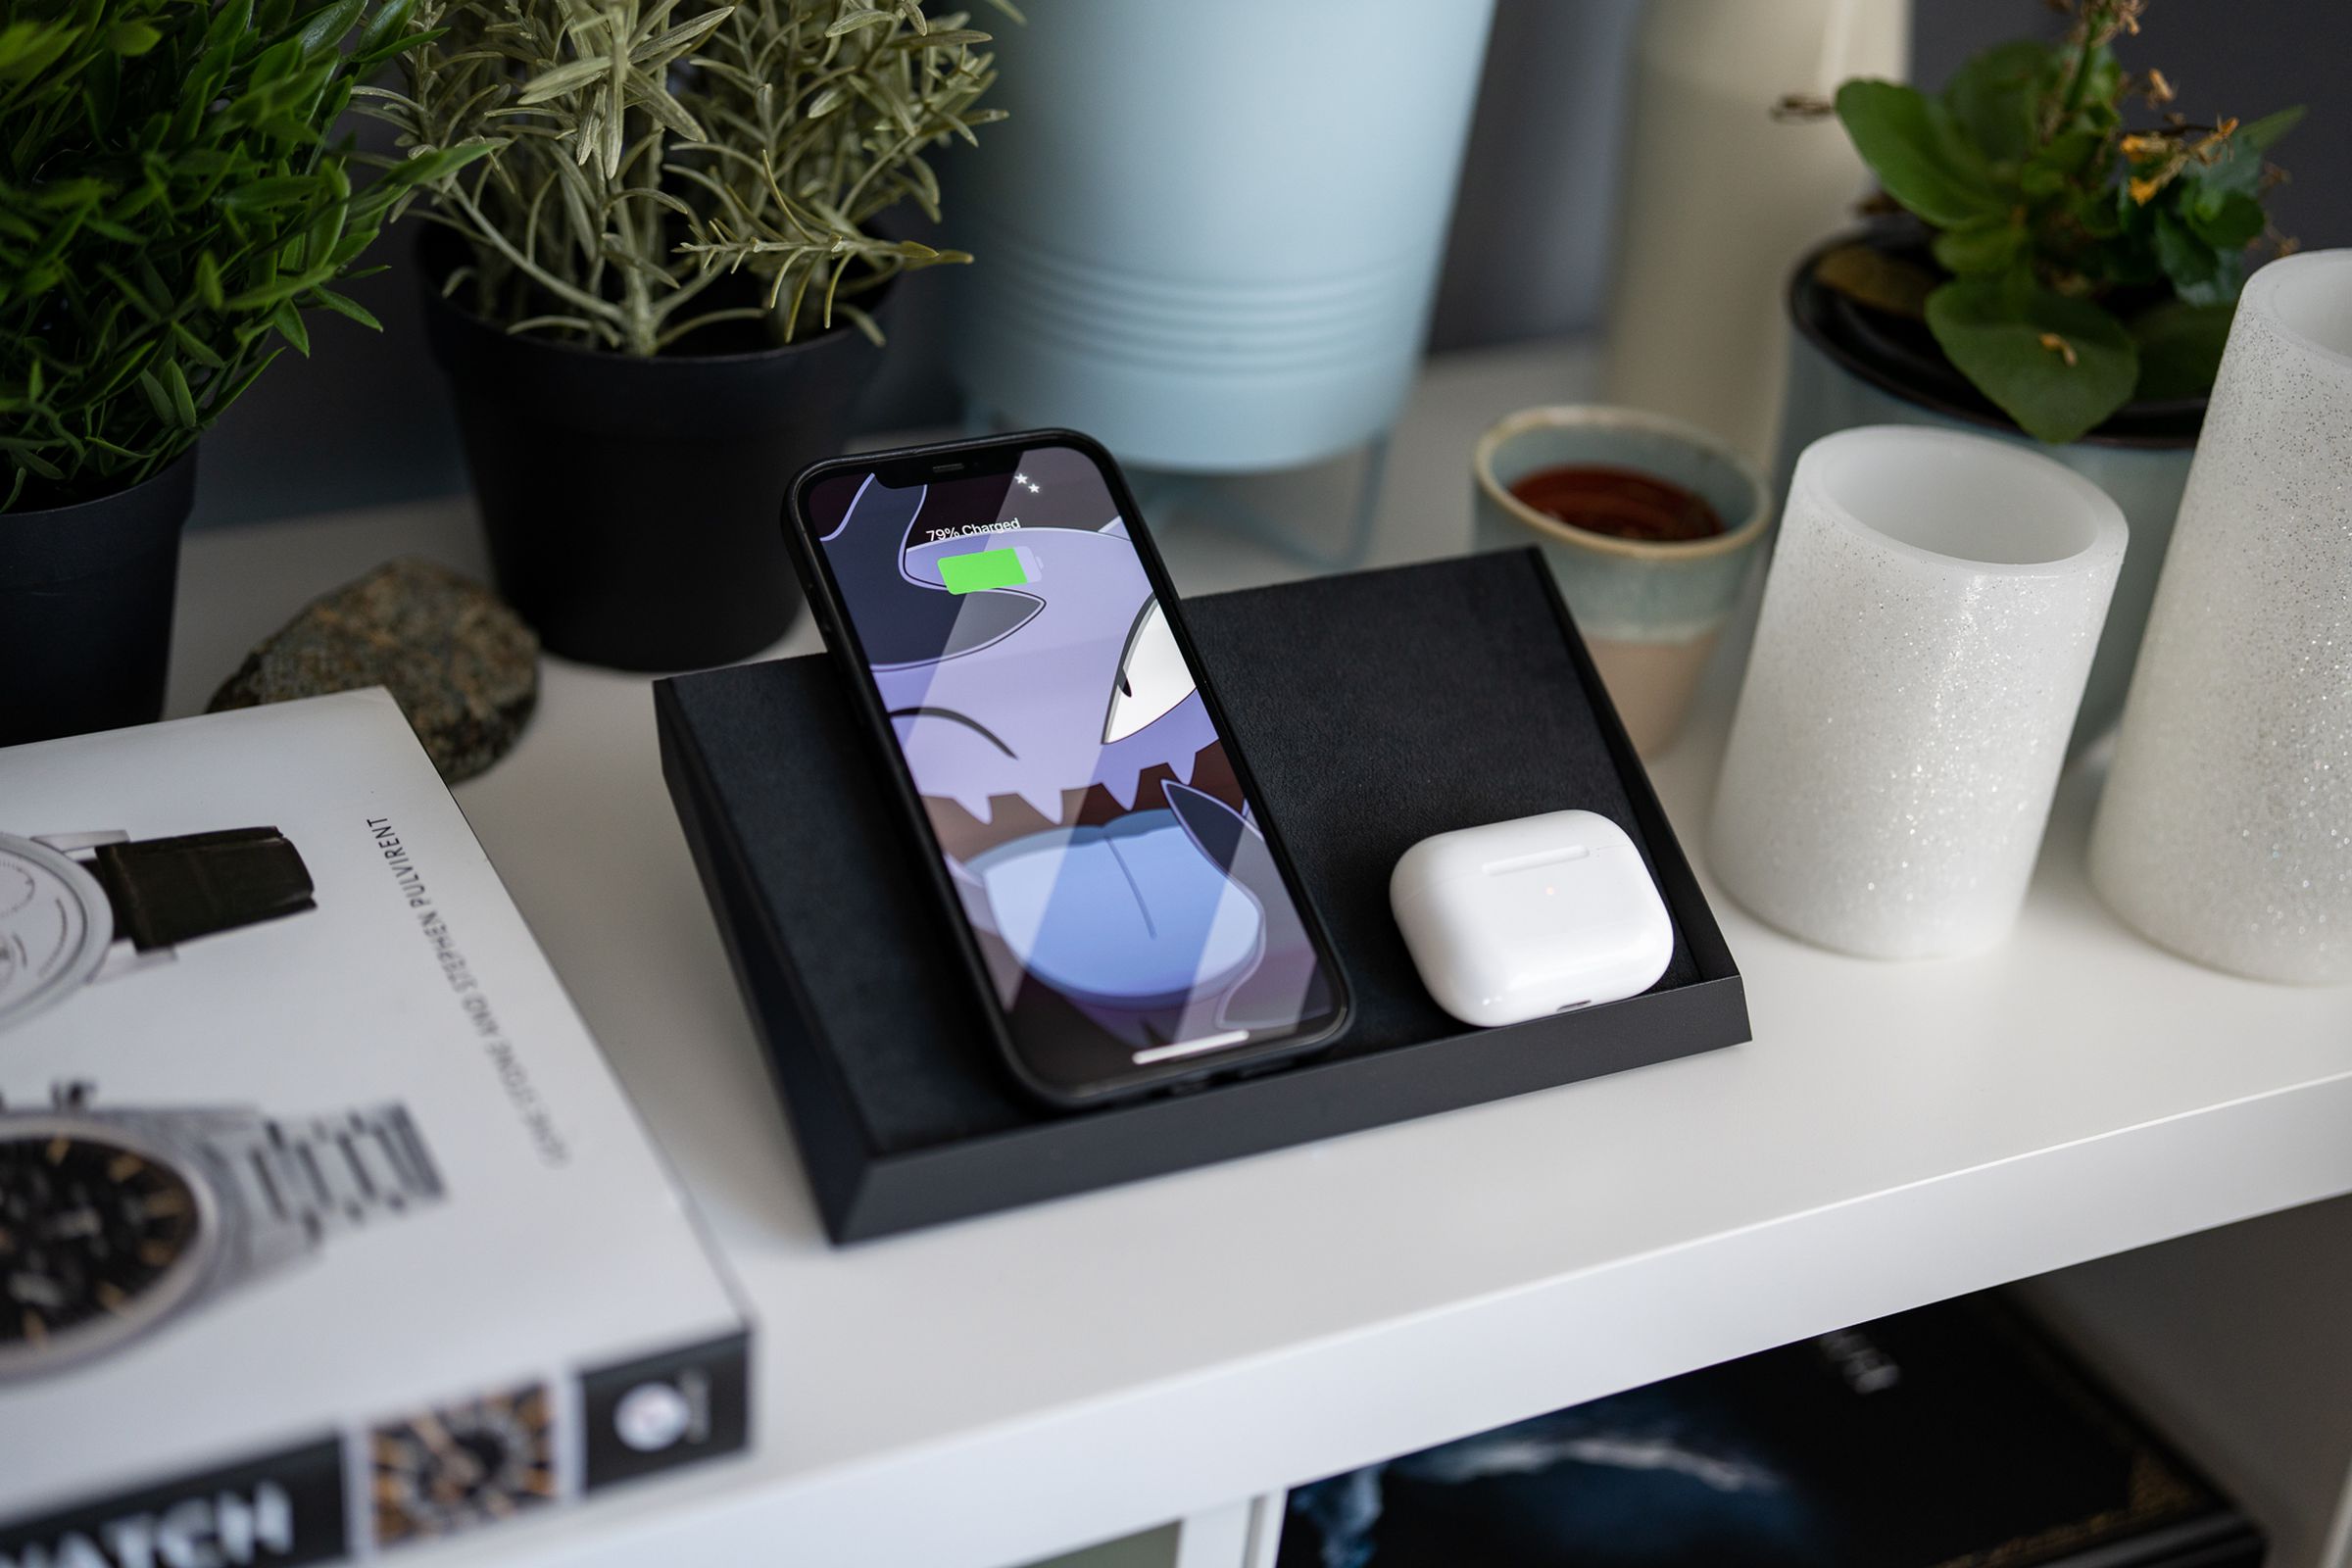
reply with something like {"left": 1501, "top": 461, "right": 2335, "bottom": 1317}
{"left": 0, "top": 0, "right": 479, "bottom": 512}
{"left": 1823, "top": 0, "right": 2302, "bottom": 443}
{"left": 367, "top": 0, "right": 1008, "bottom": 357}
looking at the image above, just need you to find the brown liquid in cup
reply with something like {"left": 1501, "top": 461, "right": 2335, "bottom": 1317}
{"left": 1509, "top": 464, "right": 1726, "bottom": 544}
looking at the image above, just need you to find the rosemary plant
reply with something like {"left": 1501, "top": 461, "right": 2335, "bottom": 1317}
{"left": 368, "top": 0, "right": 1008, "bottom": 356}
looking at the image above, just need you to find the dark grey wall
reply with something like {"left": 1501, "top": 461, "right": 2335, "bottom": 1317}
{"left": 1426, "top": 0, "right": 1642, "bottom": 350}
{"left": 188, "top": 0, "right": 2346, "bottom": 529}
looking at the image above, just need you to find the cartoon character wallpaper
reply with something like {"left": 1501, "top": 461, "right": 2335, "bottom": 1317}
{"left": 808, "top": 446, "right": 1333, "bottom": 1055}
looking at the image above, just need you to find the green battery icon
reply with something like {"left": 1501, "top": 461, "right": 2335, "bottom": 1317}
{"left": 939, "top": 545, "right": 1035, "bottom": 595}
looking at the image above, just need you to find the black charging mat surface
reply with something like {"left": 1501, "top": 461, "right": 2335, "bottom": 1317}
{"left": 658, "top": 549, "right": 1743, "bottom": 1239}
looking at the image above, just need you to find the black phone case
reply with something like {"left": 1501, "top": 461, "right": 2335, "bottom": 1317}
{"left": 782, "top": 430, "right": 1354, "bottom": 1108}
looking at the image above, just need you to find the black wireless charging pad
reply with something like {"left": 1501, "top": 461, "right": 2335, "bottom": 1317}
{"left": 658, "top": 549, "right": 1748, "bottom": 1243}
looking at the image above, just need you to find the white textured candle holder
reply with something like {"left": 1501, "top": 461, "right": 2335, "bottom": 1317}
{"left": 1711, "top": 426, "right": 2126, "bottom": 959}
{"left": 2088, "top": 250, "right": 2352, "bottom": 985}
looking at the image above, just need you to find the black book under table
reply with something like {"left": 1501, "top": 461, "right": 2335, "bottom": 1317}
{"left": 657, "top": 549, "right": 1749, "bottom": 1242}
{"left": 1277, "top": 1293, "right": 2264, "bottom": 1568}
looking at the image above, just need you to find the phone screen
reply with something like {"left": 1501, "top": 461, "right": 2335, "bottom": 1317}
{"left": 800, "top": 440, "right": 1341, "bottom": 1094}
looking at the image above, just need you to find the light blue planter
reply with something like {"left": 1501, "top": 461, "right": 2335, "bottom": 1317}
{"left": 950, "top": 0, "right": 1498, "bottom": 473}
{"left": 1777, "top": 294, "right": 2197, "bottom": 753}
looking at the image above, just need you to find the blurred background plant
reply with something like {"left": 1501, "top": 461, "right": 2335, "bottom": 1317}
{"left": 368, "top": 0, "right": 1008, "bottom": 357}
{"left": 0, "top": 0, "right": 475, "bottom": 512}
{"left": 1804, "top": 0, "right": 2301, "bottom": 442}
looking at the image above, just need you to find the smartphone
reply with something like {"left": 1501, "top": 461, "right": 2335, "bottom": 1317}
{"left": 786, "top": 431, "right": 1350, "bottom": 1106}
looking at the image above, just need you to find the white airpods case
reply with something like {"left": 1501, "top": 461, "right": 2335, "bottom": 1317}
{"left": 1390, "top": 809, "right": 1675, "bottom": 1029}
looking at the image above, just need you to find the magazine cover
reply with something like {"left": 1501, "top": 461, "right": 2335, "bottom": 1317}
{"left": 1277, "top": 1295, "right": 2257, "bottom": 1568}
{"left": 0, "top": 690, "right": 750, "bottom": 1565}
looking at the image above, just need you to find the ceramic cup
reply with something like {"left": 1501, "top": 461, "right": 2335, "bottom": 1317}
{"left": 1473, "top": 406, "right": 1772, "bottom": 756}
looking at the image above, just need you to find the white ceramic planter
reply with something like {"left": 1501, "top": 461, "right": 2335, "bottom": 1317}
{"left": 2089, "top": 250, "right": 2352, "bottom": 985}
{"left": 949, "top": 0, "right": 1496, "bottom": 473}
{"left": 1711, "top": 426, "right": 2126, "bottom": 959}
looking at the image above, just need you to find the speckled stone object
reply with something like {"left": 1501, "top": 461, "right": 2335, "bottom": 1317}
{"left": 1710, "top": 426, "right": 2126, "bottom": 959}
{"left": 2089, "top": 251, "right": 2352, "bottom": 984}
{"left": 210, "top": 558, "right": 539, "bottom": 783}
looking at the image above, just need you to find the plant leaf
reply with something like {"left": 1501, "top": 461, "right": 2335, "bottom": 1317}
{"left": 2130, "top": 299, "right": 2233, "bottom": 402}
{"left": 162, "top": 360, "right": 199, "bottom": 428}
{"left": 893, "top": 27, "right": 987, "bottom": 50}
{"left": 272, "top": 298, "right": 312, "bottom": 355}
{"left": 221, "top": 175, "right": 320, "bottom": 213}
{"left": 1926, "top": 277, "right": 2138, "bottom": 445}
{"left": 1932, "top": 219, "right": 2028, "bottom": 277}
{"left": 2241, "top": 105, "right": 2306, "bottom": 154}
{"left": 2184, "top": 189, "right": 2265, "bottom": 251}
{"left": 2153, "top": 208, "right": 2241, "bottom": 306}
{"left": 170, "top": 320, "right": 228, "bottom": 368}
{"left": 637, "top": 8, "right": 730, "bottom": 62}
{"left": 312, "top": 287, "right": 383, "bottom": 330}
{"left": 135, "top": 369, "right": 172, "bottom": 426}
{"left": 2151, "top": 208, "right": 2220, "bottom": 293}
{"left": 2195, "top": 107, "right": 2303, "bottom": 203}
{"left": 379, "top": 139, "right": 498, "bottom": 189}
{"left": 292, "top": 0, "right": 367, "bottom": 55}
{"left": 355, "top": 0, "right": 418, "bottom": 61}
{"left": 109, "top": 20, "right": 164, "bottom": 56}
{"left": 1938, "top": 38, "right": 2049, "bottom": 167}
{"left": 516, "top": 55, "right": 612, "bottom": 103}
{"left": 2020, "top": 127, "right": 2103, "bottom": 197}
{"left": 1835, "top": 79, "right": 2006, "bottom": 227}
{"left": 824, "top": 8, "right": 895, "bottom": 36}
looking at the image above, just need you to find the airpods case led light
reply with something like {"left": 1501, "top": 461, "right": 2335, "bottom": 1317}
{"left": 1390, "top": 809, "right": 1675, "bottom": 1028}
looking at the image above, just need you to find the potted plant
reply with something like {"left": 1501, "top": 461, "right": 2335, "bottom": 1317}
{"left": 370, "top": 0, "right": 1005, "bottom": 671}
{"left": 1777, "top": 0, "right": 2302, "bottom": 746}
{"left": 1, "top": 0, "right": 467, "bottom": 746}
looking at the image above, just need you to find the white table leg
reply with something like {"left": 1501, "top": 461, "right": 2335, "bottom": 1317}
{"left": 1173, "top": 1494, "right": 1285, "bottom": 1568}
{"left": 2323, "top": 1456, "right": 2352, "bottom": 1568}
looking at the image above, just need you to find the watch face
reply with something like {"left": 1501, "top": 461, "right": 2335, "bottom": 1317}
{"left": 0, "top": 1126, "right": 207, "bottom": 1372}
{"left": 371, "top": 1384, "right": 559, "bottom": 1547}
{"left": 0, "top": 835, "right": 115, "bottom": 1033}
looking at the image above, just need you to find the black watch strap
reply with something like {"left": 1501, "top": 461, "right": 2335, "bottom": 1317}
{"left": 91, "top": 828, "right": 316, "bottom": 952}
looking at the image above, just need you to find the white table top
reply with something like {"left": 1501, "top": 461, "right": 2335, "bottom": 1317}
{"left": 169, "top": 339, "right": 2352, "bottom": 1568}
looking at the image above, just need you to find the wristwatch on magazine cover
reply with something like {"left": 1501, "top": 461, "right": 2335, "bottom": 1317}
{"left": 0, "top": 1085, "right": 444, "bottom": 1381}
{"left": 372, "top": 1383, "right": 561, "bottom": 1546}
{"left": 0, "top": 827, "right": 316, "bottom": 1032}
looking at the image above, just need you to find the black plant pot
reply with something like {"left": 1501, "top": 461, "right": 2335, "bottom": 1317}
{"left": 0, "top": 454, "right": 197, "bottom": 748}
{"left": 418, "top": 236, "right": 885, "bottom": 671}
{"left": 1788, "top": 224, "right": 2206, "bottom": 447}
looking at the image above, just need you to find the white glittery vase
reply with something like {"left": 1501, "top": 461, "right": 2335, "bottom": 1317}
{"left": 1711, "top": 426, "right": 2127, "bottom": 958}
{"left": 2088, "top": 250, "right": 2352, "bottom": 984}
